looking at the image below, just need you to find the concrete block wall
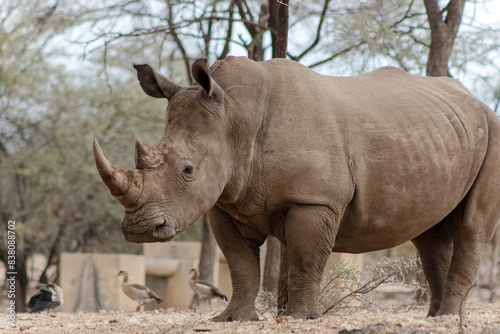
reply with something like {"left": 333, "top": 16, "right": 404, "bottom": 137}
{"left": 59, "top": 252, "right": 145, "bottom": 312}
{"left": 143, "top": 242, "right": 229, "bottom": 310}
{"left": 58, "top": 242, "right": 365, "bottom": 312}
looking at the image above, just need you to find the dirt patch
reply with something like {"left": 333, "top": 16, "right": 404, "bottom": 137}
{"left": 2, "top": 302, "right": 500, "bottom": 333}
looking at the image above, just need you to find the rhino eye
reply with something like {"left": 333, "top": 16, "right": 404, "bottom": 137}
{"left": 183, "top": 165, "right": 194, "bottom": 174}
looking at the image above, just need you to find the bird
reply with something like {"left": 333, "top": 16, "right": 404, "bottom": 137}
{"left": 188, "top": 268, "right": 227, "bottom": 309}
{"left": 28, "top": 283, "right": 63, "bottom": 313}
{"left": 116, "top": 270, "right": 163, "bottom": 311}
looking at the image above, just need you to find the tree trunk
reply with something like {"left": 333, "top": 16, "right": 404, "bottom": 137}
{"left": 269, "top": 0, "right": 290, "bottom": 313}
{"left": 262, "top": 236, "right": 280, "bottom": 293}
{"left": 277, "top": 244, "right": 289, "bottom": 314}
{"left": 269, "top": 0, "right": 289, "bottom": 59}
{"left": 198, "top": 214, "right": 217, "bottom": 281}
{"left": 423, "top": 0, "right": 466, "bottom": 77}
{"left": 39, "top": 222, "right": 64, "bottom": 284}
{"left": 15, "top": 249, "right": 29, "bottom": 312}
{"left": 190, "top": 213, "right": 218, "bottom": 310}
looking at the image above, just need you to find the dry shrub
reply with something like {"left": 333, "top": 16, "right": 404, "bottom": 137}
{"left": 255, "top": 256, "right": 428, "bottom": 319}
{"left": 320, "top": 256, "right": 427, "bottom": 315}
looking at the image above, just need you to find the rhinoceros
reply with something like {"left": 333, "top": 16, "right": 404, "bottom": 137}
{"left": 94, "top": 56, "right": 500, "bottom": 321}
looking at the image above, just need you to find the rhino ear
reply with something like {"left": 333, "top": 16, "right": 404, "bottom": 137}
{"left": 133, "top": 64, "right": 181, "bottom": 100}
{"left": 192, "top": 58, "right": 223, "bottom": 99}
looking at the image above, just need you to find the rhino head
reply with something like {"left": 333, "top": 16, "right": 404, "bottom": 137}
{"left": 94, "top": 59, "right": 232, "bottom": 243}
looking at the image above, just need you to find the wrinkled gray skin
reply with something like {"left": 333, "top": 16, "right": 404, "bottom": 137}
{"left": 94, "top": 57, "right": 500, "bottom": 321}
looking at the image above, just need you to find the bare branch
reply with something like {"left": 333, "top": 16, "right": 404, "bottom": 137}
{"left": 242, "top": 0, "right": 255, "bottom": 24}
{"left": 494, "top": 91, "right": 500, "bottom": 114}
{"left": 219, "top": 1, "right": 236, "bottom": 60}
{"left": 167, "top": 0, "right": 191, "bottom": 83}
{"left": 291, "top": 0, "right": 331, "bottom": 61}
{"left": 391, "top": 0, "right": 418, "bottom": 28}
{"left": 306, "top": 41, "right": 366, "bottom": 69}
{"left": 103, "top": 41, "right": 113, "bottom": 93}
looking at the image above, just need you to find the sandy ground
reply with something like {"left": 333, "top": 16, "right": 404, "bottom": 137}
{"left": 2, "top": 301, "right": 500, "bottom": 333}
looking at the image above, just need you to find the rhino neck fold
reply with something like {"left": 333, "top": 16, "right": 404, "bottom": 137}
{"left": 211, "top": 57, "right": 270, "bottom": 208}
{"left": 218, "top": 97, "right": 264, "bottom": 208}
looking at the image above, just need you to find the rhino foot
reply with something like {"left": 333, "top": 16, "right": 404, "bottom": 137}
{"left": 285, "top": 309, "right": 323, "bottom": 320}
{"left": 434, "top": 303, "right": 463, "bottom": 317}
{"left": 425, "top": 297, "right": 463, "bottom": 317}
{"left": 211, "top": 307, "right": 260, "bottom": 322}
{"left": 426, "top": 298, "right": 442, "bottom": 317}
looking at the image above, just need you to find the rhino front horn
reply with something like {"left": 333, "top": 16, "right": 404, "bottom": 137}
{"left": 93, "top": 139, "right": 142, "bottom": 205}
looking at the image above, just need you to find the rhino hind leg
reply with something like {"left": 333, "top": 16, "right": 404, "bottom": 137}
{"left": 438, "top": 172, "right": 500, "bottom": 314}
{"left": 415, "top": 196, "right": 497, "bottom": 317}
{"left": 209, "top": 206, "right": 265, "bottom": 322}
{"left": 412, "top": 215, "right": 454, "bottom": 316}
{"left": 437, "top": 198, "right": 497, "bottom": 316}
{"left": 439, "top": 125, "right": 500, "bottom": 316}
{"left": 416, "top": 125, "right": 500, "bottom": 317}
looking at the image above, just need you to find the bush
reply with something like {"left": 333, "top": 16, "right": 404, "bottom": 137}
{"left": 256, "top": 256, "right": 428, "bottom": 319}
{"left": 320, "top": 256, "right": 427, "bottom": 314}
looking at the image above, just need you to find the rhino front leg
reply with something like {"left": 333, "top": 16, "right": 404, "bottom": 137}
{"left": 209, "top": 206, "right": 266, "bottom": 322}
{"left": 284, "top": 205, "right": 337, "bottom": 319}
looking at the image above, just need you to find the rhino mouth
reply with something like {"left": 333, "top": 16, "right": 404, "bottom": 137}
{"left": 122, "top": 218, "right": 177, "bottom": 243}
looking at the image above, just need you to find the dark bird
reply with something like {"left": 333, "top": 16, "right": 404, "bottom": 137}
{"left": 28, "top": 283, "right": 63, "bottom": 313}
{"left": 116, "top": 270, "right": 163, "bottom": 311}
{"left": 189, "top": 268, "right": 228, "bottom": 309}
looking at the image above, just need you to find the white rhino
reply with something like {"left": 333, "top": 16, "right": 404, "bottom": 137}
{"left": 94, "top": 57, "right": 500, "bottom": 321}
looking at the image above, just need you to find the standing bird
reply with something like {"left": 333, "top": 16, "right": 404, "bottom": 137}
{"left": 116, "top": 270, "right": 163, "bottom": 311}
{"left": 188, "top": 268, "right": 228, "bottom": 309}
{"left": 28, "top": 283, "right": 63, "bottom": 313}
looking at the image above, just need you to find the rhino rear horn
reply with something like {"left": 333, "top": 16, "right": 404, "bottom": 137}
{"left": 135, "top": 138, "right": 164, "bottom": 169}
{"left": 93, "top": 139, "right": 142, "bottom": 205}
{"left": 133, "top": 64, "right": 181, "bottom": 100}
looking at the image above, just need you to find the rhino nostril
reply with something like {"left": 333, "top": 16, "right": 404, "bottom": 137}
{"left": 152, "top": 219, "right": 176, "bottom": 240}
{"left": 152, "top": 220, "right": 166, "bottom": 238}
{"left": 152, "top": 226, "right": 160, "bottom": 238}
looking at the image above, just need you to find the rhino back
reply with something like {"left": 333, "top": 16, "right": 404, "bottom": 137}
{"left": 332, "top": 69, "right": 495, "bottom": 251}
{"left": 213, "top": 58, "right": 497, "bottom": 251}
